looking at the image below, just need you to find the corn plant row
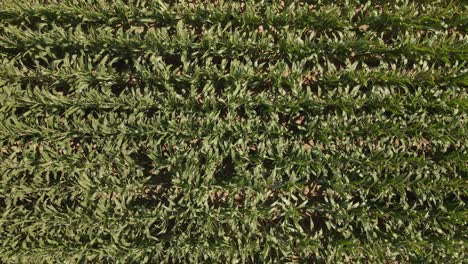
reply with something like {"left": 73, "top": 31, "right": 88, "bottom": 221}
{"left": 0, "top": 0, "right": 466, "bottom": 263}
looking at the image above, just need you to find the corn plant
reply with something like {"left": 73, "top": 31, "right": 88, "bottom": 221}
{"left": 0, "top": 0, "right": 466, "bottom": 263}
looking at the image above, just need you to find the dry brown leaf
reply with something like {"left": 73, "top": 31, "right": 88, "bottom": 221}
{"left": 303, "top": 139, "right": 314, "bottom": 150}
{"left": 359, "top": 24, "right": 369, "bottom": 31}
{"left": 294, "top": 115, "right": 305, "bottom": 125}
{"left": 302, "top": 71, "right": 319, "bottom": 85}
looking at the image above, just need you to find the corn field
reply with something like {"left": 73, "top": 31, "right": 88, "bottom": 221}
{"left": 0, "top": 0, "right": 467, "bottom": 263}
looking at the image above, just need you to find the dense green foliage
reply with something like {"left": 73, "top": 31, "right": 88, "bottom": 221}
{"left": 0, "top": 0, "right": 467, "bottom": 263}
